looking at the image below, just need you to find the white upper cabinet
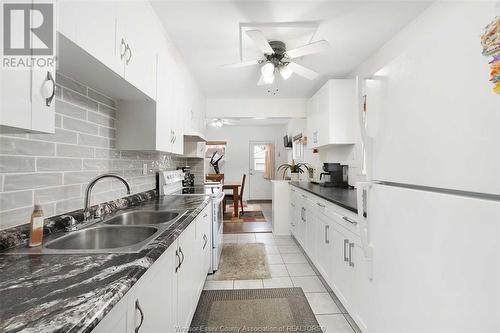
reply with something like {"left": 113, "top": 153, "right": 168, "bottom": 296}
{"left": 1, "top": 63, "right": 55, "bottom": 134}
{"left": 58, "top": 1, "right": 121, "bottom": 74}
{"left": 307, "top": 79, "right": 357, "bottom": 148}
{"left": 116, "top": 1, "right": 157, "bottom": 100}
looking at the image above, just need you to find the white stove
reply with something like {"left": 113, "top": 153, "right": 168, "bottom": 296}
{"left": 159, "top": 171, "right": 224, "bottom": 273}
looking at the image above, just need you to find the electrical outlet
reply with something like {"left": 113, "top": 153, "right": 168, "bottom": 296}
{"left": 142, "top": 163, "right": 148, "bottom": 175}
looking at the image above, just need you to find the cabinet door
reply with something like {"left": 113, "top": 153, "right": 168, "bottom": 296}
{"left": 330, "top": 226, "right": 350, "bottom": 307}
{"left": 304, "top": 202, "right": 317, "bottom": 262}
{"left": 92, "top": 295, "right": 128, "bottom": 333}
{"left": 196, "top": 205, "right": 212, "bottom": 282}
{"left": 156, "top": 46, "right": 174, "bottom": 152}
{"left": 176, "top": 221, "right": 199, "bottom": 330}
{"left": 118, "top": 1, "right": 157, "bottom": 99}
{"left": 64, "top": 1, "right": 121, "bottom": 75}
{"left": 0, "top": 69, "right": 31, "bottom": 130}
{"left": 315, "top": 83, "right": 330, "bottom": 147}
{"left": 0, "top": 68, "right": 55, "bottom": 133}
{"left": 170, "top": 64, "right": 185, "bottom": 154}
{"left": 315, "top": 214, "right": 333, "bottom": 281}
{"left": 128, "top": 245, "right": 177, "bottom": 333}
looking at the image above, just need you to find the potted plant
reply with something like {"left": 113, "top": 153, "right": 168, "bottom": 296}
{"left": 277, "top": 160, "right": 311, "bottom": 181}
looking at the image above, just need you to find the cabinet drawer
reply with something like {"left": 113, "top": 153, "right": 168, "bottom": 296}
{"left": 196, "top": 204, "right": 211, "bottom": 240}
{"left": 325, "top": 203, "right": 359, "bottom": 237}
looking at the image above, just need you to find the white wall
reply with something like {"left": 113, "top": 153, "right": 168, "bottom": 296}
{"left": 206, "top": 99, "right": 307, "bottom": 118}
{"left": 206, "top": 125, "right": 287, "bottom": 200}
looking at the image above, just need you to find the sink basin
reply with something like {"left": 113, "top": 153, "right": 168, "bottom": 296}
{"left": 44, "top": 226, "right": 158, "bottom": 251}
{"left": 103, "top": 211, "right": 180, "bottom": 226}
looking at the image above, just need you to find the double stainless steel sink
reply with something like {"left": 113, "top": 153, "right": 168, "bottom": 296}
{"left": 8, "top": 210, "right": 187, "bottom": 255}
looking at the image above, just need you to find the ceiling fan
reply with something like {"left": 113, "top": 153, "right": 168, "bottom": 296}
{"left": 224, "top": 30, "right": 329, "bottom": 85}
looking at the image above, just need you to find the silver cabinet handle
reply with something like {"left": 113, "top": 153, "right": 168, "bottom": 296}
{"left": 343, "top": 216, "right": 358, "bottom": 226}
{"left": 120, "top": 38, "right": 127, "bottom": 60}
{"left": 290, "top": 203, "right": 295, "bottom": 207}
{"left": 175, "top": 249, "right": 181, "bottom": 272}
{"left": 316, "top": 202, "right": 325, "bottom": 208}
{"left": 301, "top": 194, "right": 308, "bottom": 199}
{"left": 43, "top": 71, "right": 56, "bottom": 107}
{"left": 179, "top": 246, "right": 184, "bottom": 267}
{"left": 125, "top": 44, "right": 132, "bottom": 65}
{"left": 135, "top": 299, "right": 144, "bottom": 333}
{"left": 349, "top": 243, "right": 355, "bottom": 267}
{"left": 325, "top": 225, "right": 330, "bottom": 244}
{"left": 203, "top": 234, "right": 208, "bottom": 249}
{"left": 343, "top": 239, "right": 349, "bottom": 262}
{"left": 203, "top": 213, "right": 208, "bottom": 218}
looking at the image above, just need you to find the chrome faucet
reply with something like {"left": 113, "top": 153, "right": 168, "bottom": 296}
{"left": 83, "top": 174, "right": 131, "bottom": 221}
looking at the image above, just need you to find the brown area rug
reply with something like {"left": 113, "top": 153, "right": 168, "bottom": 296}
{"left": 213, "top": 243, "right": 271, "bottom": 280}
{"left": 223, "top": 210, "right": 267, "bottom": 222}
{"left": 191, "top": 288, "right": 322, "bottom": 333}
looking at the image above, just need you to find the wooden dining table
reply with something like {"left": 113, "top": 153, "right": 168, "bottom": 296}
{"left": 222, "top": 183, "right": 241, "bottom": 217}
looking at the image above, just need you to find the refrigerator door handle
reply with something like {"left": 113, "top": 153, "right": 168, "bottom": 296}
{"left": 356, "top": 181, "right": 379, "bottom": 280}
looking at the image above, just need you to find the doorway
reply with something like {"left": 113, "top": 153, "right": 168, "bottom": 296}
{"left": 248, "top": 141, "right": 273, "bottom": 200}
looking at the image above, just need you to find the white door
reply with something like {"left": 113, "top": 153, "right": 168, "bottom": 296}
{"left": 248, "top": 142, "right": 272, "bottom": 200}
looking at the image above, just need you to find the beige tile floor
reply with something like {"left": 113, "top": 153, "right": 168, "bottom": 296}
{"left": 203, "top": 233, "right": 357, "bottom": 333}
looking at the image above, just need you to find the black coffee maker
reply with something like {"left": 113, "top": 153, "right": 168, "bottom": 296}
{"left": 320, "top": 163, "right": 348, "bottom": 188}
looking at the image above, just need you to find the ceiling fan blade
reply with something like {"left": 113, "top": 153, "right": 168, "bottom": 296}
{"left": 287, "top": 62, "right": 319, "bottom": 80}
{"left": 222, "top": 59, "right": 260, "bottom": 68}
{"left": 246, "top": 30, "right": 274, "bottom": 54}
{"left": 286, "top": 40, "right": 329, "bottom": 59}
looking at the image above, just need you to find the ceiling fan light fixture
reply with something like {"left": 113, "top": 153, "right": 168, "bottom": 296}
{"left": 280, "top": 65, "right": 293, "bottom": 80}
{"left": 261, "top": 62, "right": 275, "bottom": 77}
{"left": 263, "top": 74, "right": 274, "bottom": 85}
{"left": 211, "top": 119, "right": 224, "bottom": 128}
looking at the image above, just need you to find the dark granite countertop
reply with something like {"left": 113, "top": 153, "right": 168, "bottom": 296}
{"left": 0, "top": 194, "right": 210, "bottom": 333}
{"left": 290, "top": 182, "right": 358, "bottom": 213}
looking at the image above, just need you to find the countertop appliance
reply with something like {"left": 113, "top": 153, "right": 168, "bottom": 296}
{"left": 354, "top": 14, "right": 500, "bottom": 332}
{"left": 159, "top": 171, "right": 224, "bottom": 273}
{"left": 177, "top": 166, "right": 194, "bottom": 187}
{"left": 319, "top": 163, "right": 348, "bottom": 188}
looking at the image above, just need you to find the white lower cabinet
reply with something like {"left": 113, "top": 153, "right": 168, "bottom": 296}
{"left": 127, "top": 244, "right": 177, "bottom": 333}
{"left": 92, "top": 212, "right": 209, "bottom": 333}
{"left": 290, "top": 185, "right": 368, "bottom": 332}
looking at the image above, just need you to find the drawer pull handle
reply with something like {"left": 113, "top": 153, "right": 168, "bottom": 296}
{"left": 179, "top": 246, "right": 184, "bottom": 267}
{"left": 349, "top": 242, "right": 355, "bottom": 267}
{"left": 316, "top": 202, "right": 325, "bottom": 208}
{"left": 203, "top": 234, "right": 208, "bottom": 249}
{"left": 325, "top": 225, "right": 330, "bottom": 244}
{"left": 342, "top": 216, "right": 358, "bottom": 225}
{"left": 175, "top": 250, "right": 181, "bottom": 272}
{"left": 301, "top": 194, "right": 308, "bottom": 199}
{"left": 135, "top": 299, "right": 144, "bottom": 333}
{"left": 343, "top": 239, "right": 349, "bottom": 262}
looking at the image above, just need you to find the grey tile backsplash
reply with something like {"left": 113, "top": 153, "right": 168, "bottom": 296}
{"left": 0, "top": 72, "right": 189, "bottom": 230}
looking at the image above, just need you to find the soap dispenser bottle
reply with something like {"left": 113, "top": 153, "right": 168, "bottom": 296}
{"left": 29, "top": 202, "right": 44, "bottom": 247}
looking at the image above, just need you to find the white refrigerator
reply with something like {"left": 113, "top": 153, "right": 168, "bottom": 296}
{"left": 354, "top": 2, "right": 500, "bottom": 332}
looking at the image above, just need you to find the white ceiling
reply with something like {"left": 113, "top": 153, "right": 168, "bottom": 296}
{"left": 151, "top": 1, "right": 429, "bottom": 98}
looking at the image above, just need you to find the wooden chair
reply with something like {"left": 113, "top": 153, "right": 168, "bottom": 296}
{"left": 224, "top": 174, "right": 246, "bottom": 216}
